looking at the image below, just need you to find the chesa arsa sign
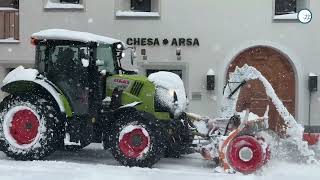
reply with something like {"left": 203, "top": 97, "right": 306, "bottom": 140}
{"left": 126, "top": 38, "right": 200, "bottom": 46}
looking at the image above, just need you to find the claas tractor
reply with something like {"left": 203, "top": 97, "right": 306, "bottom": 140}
{"left": 0, "top": 29, "right": 193, "bottom": 167}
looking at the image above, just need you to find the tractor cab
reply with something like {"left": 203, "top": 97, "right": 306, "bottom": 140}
{"left": 31, "top": 29, "right": 126, "bottom": 117}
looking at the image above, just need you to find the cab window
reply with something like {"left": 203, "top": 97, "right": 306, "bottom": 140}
{"left": 97, "top": 44, "right": 117, "bottom": 74}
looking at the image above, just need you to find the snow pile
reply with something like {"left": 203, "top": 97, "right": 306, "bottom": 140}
{"left": 273, "top": 13, "right": 298, "bottom": 20}
{"left": 309, "top": 72, "right": 317, "bottom": 77}
{"left": 148, "top": 71, "right": 187, "bottom": 117}
{"left": 116, "top": 11, "right": 160, "bottom": 17}
{"left": 64, "top": 133, "right": 81, "bottom": 146}
{"left": 32, "top": 29, "right": 125, "bottom": 46}
{"left": 207, "top": 69, "right": 215, "bottom": 75}
{"left": 3, "top": 66, "right": 38, "bottom": 85}
{"left": 218, "top": 64, "right": 316, "bottom": 163}
{"left": 1, "top": 145, "right": 320, "bottom": 180}
{"left": 237, "top": 110, "right": 260, "bottom": 122}
{"left": 0, "top": 7, "right": 18, "bottom": 11}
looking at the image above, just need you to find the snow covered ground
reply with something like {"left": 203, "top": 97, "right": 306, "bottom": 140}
{"left": 0, "top": 143, "right": 319, "bottom": 180}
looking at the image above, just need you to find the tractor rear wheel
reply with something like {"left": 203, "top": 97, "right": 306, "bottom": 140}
{"left": 226, "top": 135, "right": 267, "bottom": 174}
{"left": 109, "top": 109, "right": 165, "bottom": 167}
{"left": 0, "top": 94, "right": 61, "bottom": 160}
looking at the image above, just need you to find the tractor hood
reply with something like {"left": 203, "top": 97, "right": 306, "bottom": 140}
{"left": 148, "top": 71, "right": 187, "bottom": 117}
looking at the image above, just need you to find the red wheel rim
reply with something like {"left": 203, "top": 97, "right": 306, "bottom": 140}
{"left": 119, "top": 127, "right": 150, "bottom": 159}
{"left": 9, "top": 109, "right": 40, "bottom": 145}
{"left": 227, "top": 135, "right": 264, "bottom": 174}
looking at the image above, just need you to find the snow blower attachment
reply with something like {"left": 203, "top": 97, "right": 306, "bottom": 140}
{"left": 187, "top": 64, "right": 317, "bottom": 174}
{"left": 187, "top": 107, "right": 270, "bottom": 174}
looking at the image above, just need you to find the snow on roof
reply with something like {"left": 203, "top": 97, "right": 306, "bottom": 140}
{"left": 207, "top": 69, "right": 215, "bottom": 75}
{"left": 31, "top": 29, "right": 125, "bottom": 45}
{"left": 309, "top": 72, "right": 317, "bottom": 77}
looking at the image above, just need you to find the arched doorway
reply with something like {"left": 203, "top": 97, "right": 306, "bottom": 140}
{"left": 227, "top": 46, "right": 296, "bottom": 133}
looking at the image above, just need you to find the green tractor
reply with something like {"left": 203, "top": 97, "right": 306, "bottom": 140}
{"left": 0, "top": 29, "right": 193, "bottom": 167}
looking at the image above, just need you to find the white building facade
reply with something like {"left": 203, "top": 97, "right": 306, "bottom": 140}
{"left": 0, "top": 0, "right": 319, "bottom": 135}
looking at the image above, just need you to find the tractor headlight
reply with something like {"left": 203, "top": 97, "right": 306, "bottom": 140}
{"left": 117, "top": 44, "right": 123, "bottom": 49}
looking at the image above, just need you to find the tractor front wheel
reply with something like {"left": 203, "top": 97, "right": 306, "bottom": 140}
{"left": 109, "top": 109, "right": 165, "bottom": 167}
{"left": 0, "top": 94, "right": 61, "bottom": 160}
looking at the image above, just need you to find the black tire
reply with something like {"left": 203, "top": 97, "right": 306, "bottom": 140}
{"left": 108, "top": 109, "right": 166, "bottom": 167}
{"left": 165, "top": 120, "right": 194, "bottom": 158}
{"left": 0, "top": 94, "right": 61, "bottom": 160}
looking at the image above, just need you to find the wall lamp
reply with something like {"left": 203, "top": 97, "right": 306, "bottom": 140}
{"left": 207, "top": 69, "right": 215, "bottom": 90}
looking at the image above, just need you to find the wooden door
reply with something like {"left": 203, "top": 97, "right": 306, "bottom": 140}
{"left": 227, "top": 46, "right": 295, "bottom": 133}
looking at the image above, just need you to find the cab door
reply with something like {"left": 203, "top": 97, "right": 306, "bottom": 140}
{"left": 47, "top": 43, "right": 90, "bottom": 116}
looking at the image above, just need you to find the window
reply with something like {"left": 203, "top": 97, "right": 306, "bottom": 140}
{"left": 131, "top": 0, "right": 151, "bottom": 12}
{"left": 35, "top": 43, "right": 89, "bottom": 76}
{"left": 97, "top": 44, "right": 117, "bottom": 74}
{"left": 115, "top": 0, "right": 160, "bottom": 18}
{"left": 60, "top": 0, "right": 79, "bottom": 4}
{"left": 273, "top": 0, "right": 310, "bottom": 20}
{"left": 44, "top": 0, "right": 84, "bottom": 10}
{"left": 0, "top": 0, "right": 19, "bottom": 41}
{"left": 49, "top": 45, "right": 86, "bottom": 74}
{"left": 275, "top": 0, "right": 296, "bottom": 15}
{"left": 0, "top": 0, "right": 18, "bottom": 9}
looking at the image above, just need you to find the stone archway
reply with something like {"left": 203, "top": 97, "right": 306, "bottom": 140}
{"left": 227, "top": 46, "right": 296, "bottom": 133}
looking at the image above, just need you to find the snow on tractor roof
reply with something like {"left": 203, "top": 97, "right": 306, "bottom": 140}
{"left": 31, "top": 29, "right": 125, "bottom": 45}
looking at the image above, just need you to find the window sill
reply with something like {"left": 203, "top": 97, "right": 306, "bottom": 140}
{"left": 273, "top": 13, "right": 298, "bottom": 20}
{"left": 115, "top": 10, "right": 160, "bottom": 18}
{"left": 44, "top": 2, "right": 84, "bottom": 10}
{"left": 0, "top": 39, "right": 20, "bottom": 44}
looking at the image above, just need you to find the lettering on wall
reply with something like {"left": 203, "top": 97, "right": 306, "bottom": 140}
{"left": 126, "top": 38, "right": 200, "bottom": 47}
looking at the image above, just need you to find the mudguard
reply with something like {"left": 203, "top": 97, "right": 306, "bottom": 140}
{"left": 1, "top": 66, "right": 72, "bottom": 117}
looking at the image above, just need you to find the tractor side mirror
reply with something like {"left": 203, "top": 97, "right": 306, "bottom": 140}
{"left": 130, "top": 47, "right": 136, "bottom": 65}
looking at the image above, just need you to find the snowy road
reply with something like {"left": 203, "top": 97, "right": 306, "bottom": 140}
{"left": 0, "top": 144, "right": 320, "bottom": 180}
